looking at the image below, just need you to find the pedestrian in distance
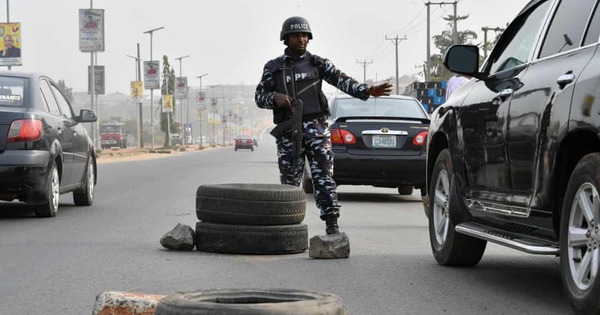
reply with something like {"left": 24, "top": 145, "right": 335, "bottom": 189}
{"left": 255, "top": 16, "right": 392, "bottom": 235}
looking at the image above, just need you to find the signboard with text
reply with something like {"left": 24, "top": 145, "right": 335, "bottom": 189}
{"left": 87, "top": 65, "right": 105, "bottom": 95}
{"left": 0, "top": 22, "right": 22, "bottom": 67}
{"left": 143, "top": 60, "right": 160, "bottom": 89}
{"left": 79, "top": 9, "right": 104, "bottom": 52}
{"left": 175, "top": 77, "right": 187, "bottom": 99}
{"left": 130, "top": 81, "right": 143, "bottom": 102}
{"left": 162, "top": 95, "right": 173, "bottom": 112}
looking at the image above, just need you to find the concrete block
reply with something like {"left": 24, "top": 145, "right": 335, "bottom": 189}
{"left": 92, "top": 291, "right": 164, "bottom": 315}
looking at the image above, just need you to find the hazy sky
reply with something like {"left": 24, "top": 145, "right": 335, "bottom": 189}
{"left": 6, "top": 0, "right": 524, "bottom": 95}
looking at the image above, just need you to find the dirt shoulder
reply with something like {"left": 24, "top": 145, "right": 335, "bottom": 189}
{"left": 96, "top": 145, "right": 222, "bottom": 164}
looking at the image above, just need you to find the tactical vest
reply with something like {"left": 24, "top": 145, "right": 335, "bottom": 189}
{"left": 267, "top": 54, "right": 329, "bottom": 124}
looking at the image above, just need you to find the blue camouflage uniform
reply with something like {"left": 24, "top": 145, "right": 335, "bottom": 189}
{"left": 255, "top": 48, "right": 370, "bottom": 220}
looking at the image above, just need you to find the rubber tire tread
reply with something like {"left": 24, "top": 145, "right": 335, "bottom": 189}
{"left": 195, "top": 222, "right": 308, "bottom": 254}
{"left": 560, "top": 153, "right": 600, "bottom": 315}
{"left": 155, "top": 288, "right": 347, "bottom": 315}
{"left": 429, "top": 149, "right": 486, "bottom": 267}
{"left": 196, "top": 183, "right": 306, "bottom": 225}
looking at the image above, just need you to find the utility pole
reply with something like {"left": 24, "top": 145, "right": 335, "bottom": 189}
{"left": 196, "top": 73, "right": 208, "bottom": 150}
{"left": 385, "top": 35, "right": 407, "bottom": 95}
{"left": 425, "top": 1, "right": 458, "bottom": 81}
{"left": 174, "top": 55, "right": 190, "bottom": 146}
{"left": 481, "top": 26, "right": 505, "bottom": 59}
{"left": 356, "top": 59, "right": 373, "bottom": 83}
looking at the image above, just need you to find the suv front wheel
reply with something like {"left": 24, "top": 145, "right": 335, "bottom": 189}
{"left": 429, "top": 149, "right": 486, "bottom": 266}
{"left": 560, "top": 153, "right": 600, "bottom": 315}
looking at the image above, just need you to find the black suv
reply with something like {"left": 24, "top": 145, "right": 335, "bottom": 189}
{"left": 424, "top": 0, "right": 600, "bottom": 313}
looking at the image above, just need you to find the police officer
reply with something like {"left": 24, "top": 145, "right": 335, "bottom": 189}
{"left": 255, "top": 16, "right": 392, "bottom": 235}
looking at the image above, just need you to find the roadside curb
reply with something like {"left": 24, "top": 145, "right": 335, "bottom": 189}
{"left": 92, "top": 291, "right": 164, "bottom": 315}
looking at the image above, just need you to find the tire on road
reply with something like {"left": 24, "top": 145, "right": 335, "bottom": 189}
{"left": 155, "top": 288, "right": 347, "bottom": 315}
{"left": 428, "top": 149, "right": 486, "bottom": 266}
{"left": 195, "top": 222, "right": 308, "bottom": 254}
{"left": 196, "top": 183, "right": 305, "bottom": 225}
{"left": 35, "top": 161, "right": 60, "bottom": 218}
{"left": 73, "top": 156, "right": 95, "bottom": 206}
{"left": 560, "top": 153, "right": 600, "bottom": 315}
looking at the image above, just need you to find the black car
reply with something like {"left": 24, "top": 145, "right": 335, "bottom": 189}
{"left": 0, "top": 72, "right": 97, "bottom": 217}
{"left": 303, "top": 95, "right": 429, "bottom": 195}
{"left": 424, "top": 0, "right": 600, "bottom": 313}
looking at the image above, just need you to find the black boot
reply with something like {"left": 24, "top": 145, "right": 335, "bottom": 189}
{"left": 325, "top": 215, "right": 339, "bottom": 235}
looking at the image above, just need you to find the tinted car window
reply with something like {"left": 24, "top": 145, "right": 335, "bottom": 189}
{"left": 584, "top": 1, "right": 600, "bottom": 45}
{"left": 0, "top": 76, "right": 26, "bottom": 107}
{"left": 333, "top": 98, "right": 427, "bottom": 120}
{"left": 489, "top": 0, "right": 551, "bottom": 74}
{"left": 538, "top": 0, "right": 596, "bottom": 58}
{"left": 39, "top": 79, "right": 61, "bottom": 116}
{"left": 49, "top": 84, "right": 73, "bottom": 118}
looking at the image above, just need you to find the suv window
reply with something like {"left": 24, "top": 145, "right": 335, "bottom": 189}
{"left": 584, "top": 1, "right": 600, "bottom": 45}
{"left": 538, "top": 0, "right": 597, "bottom": 58}
{"left": 488, "top": 0, "right": 552, "bottom": 74}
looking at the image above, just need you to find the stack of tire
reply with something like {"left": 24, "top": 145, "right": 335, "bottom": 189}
{"left": 195, "top": 183, "right": 308, "bottom": 254}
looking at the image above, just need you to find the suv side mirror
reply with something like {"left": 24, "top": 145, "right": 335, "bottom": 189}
{"left": 77, "top": 109, "right": 97, "bottom": 123}
{"left": 443, "top": 45, "right": 482, "bottom": 79}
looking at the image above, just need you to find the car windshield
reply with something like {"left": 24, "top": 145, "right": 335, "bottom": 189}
{"left": 100, "top": 125, "right": 122, "bottom": 133}
{"left": 0, "top": 76, "right": 26, "bottom": 107}
{"left": 332, "top": 98, "right": 427, "bottom": 120}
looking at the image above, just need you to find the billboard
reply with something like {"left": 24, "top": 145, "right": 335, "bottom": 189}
{"left": 162, "top": 95, "right": 173, "bottom": 112}
{"left": 88, "top": 65, "right": 105, "bottom": 95}
{"left": 143, "top": 60, "right": 160, "bottom": 89}
{"left": 175, "top": 77, "right": 187, "bottom": 99}
{"left": 0, "top": 22, "right": 22, "bottom": 67}
{"left": 130, "top": 81, "right": 143, "bottom": 102}
{"left": 79, "top": 9, "right": 104, "bottom": 52}
{"left": 196, "top": 92, "right": 206, "bottom": 109}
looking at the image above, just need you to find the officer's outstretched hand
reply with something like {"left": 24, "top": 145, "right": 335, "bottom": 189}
{"left": 368, "top": 83, "right": 393, "bottom": 97}
{"left": 274, "top": 92, "right": 294, "bottom": 111}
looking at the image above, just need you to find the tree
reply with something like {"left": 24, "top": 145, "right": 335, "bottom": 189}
{"left": 160, "top": 55, "right": 178, "bottom": 147}
{"left": 428, "top": 14, "right": 478, "bottom": 81}
{"left": 57, "top": 80, "right": 73, "bottom": 103}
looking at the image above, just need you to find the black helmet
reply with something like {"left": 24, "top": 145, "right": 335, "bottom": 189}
{"left": 280, "top": 16, "right": 313, "bottom": 41}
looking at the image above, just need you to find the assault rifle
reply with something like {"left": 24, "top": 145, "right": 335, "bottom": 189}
{"left": 269, "top": 68, "right": 304, "bottom": 170}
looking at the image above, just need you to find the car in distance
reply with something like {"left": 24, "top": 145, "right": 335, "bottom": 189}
{"left": 0, "top": 72, "right": 97, "bottom": 217}
{"left": 235, "top": 134, "right": 255, "bottom": 151}
{"left": 424, "top": 0, "right": 600, "bottom": 313}
{"left": 100, "top": 121, "right": 127, "bottom": 149}
{"left": 302, "top": 94, "right": 429, "bottom": 195}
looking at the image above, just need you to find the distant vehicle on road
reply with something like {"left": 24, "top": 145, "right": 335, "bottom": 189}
{"left": 235, "top": 135, "right": 255, "bottom": 151}
{"left": 100, "top": 121, "right": 126, "bottom": 149}
{"left": 0, "top": 72, "right": 97, "bottom": 217}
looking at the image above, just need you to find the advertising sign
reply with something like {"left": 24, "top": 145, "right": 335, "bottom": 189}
{"left": 143, "top": 61, "right": 160, "bottom": 89}
{"left": 87, "top": 65, "right": 105, "bottom": 95}
{"left": 79, "top": 9, "right": 104, "bottom": 52}
{"left": 130, "top": 81, "right": 143, "bottom": 102}
{"left": 162, "top": 95, "right": 173, "bottom": 112}
{"left": 0, "top": 22, "right": 21, "bottom": 67}
{"left": 175, "top": 77, "right": 187, "bottom": 99}
{"left": 196, "top": 92, "right": 206, "bottom": 109}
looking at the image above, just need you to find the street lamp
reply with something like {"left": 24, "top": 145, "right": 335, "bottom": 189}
{"left": 143, "top": 26, "right": 164, "bottom": 151}
{"left": 175, "top": 55, "right": 190, "bottom": 146}
{"left": 196, "top": 73, "right": 208, "bottom": 149}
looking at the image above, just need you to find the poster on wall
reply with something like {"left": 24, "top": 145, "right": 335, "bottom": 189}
{"left": 0, "top": 22, "right": 22, "bottom": 67}
{"left": 79, "top": 9, "right": 104, "bottom": 52}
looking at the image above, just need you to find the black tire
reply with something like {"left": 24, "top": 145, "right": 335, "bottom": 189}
{"left": 35, "top": 161, "right": 60, "bottom": 218}
{"left": 195, "top": 222, "right": 308, "bottom": 254}
{"left": 428, "top": 149, "right": 486, "bottom": 266}
{"left": 73, "top": 156, "right": 95, "bottom": 206}
{"left": 398, "top": 186, "right": 413, "bottom": 195}
{"left": 155, "top": 288, "right": 346, "bottom": 315}
{"left": 560, "top": 153, "right": 600, "bottom": 315}
{"left": 196, "top": 183, "right": 305, "bottom": 225}
{"left": 302, "top": 163, "right": 313, "bottom": 194}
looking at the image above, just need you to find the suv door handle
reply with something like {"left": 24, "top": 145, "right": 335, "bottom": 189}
{"left": 495, "top": 88, "right": 513, "bottom": 101}
{"left": 557, "top": 73, "right": 575, "bottom": 88}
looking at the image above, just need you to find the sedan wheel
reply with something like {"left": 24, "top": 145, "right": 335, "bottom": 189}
{"left": 73, "top": 157, "right": 95, "bottom": 206}
{"left": 560, "top": 153, "right": 600, "bottom": 314}
{"left": 35, "top": 162, "right": 59, "bottom": 218}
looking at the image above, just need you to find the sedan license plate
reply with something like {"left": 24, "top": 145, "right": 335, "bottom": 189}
{"left": 373, "top": 135, "right": 396, "bottom": 148}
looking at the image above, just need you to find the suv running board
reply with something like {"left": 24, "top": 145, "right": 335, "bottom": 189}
{"left": 455, "top": 222, "right": 559, "bottom": 255}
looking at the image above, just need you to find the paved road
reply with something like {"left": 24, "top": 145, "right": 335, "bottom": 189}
{"left": 0, "top": 134, "right": 572, "bottom": 314}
